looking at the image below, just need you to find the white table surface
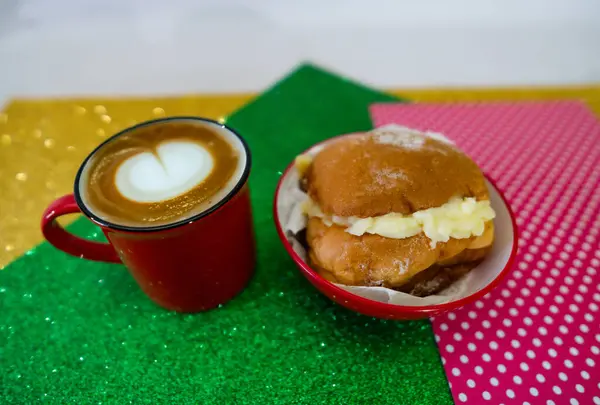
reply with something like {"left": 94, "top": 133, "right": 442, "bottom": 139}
{"left": 1, "top": 0, "right": 599, "bottom": 107}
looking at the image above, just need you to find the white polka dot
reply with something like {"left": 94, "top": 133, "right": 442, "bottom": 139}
{"left": 559, "top": 372, "right": 568, "bottom": 381}
{"left": 490, "top": 377, "right": 499, "bottom": 386}
{"left": 554, "top": 336, "right": 563, "bottom": 345}
{"left": 547, "top": 401, "right": 556, "bottom": 405}
{"left": 475, "top": 331, "right": 484, "bottom": 340}
{"left": 452, "top": 367, "right": 461, "bottom": 376}
{"left": 565, "top": 359, "right": 574, "bottom": 368}
{"left": 544, "top": 315, "right": 553, "bottom": 324}
{"left": 475, "top": 366, "right": 483, "bottom": 375}
{"left": 533, "top": 337, "right": 542, "bottom": 347}
{"left": 482, "top": 320, "right": 491, "bottom": 329}
{"left": 506, "top": 389, "right": 515, "bottom": 399}
{"left": 516, "top": 298, "right": 525, "bottom": 306}
{"left": 592, "top": 346, "right": 600, "bottom": 355}
{"left": 447, "top": 312, "right": 456, "bottom": 320}
{"left": 440, "top": 323, "right": 449, "bottom": 331}
{"left": 482, "top": 391, "right": 491, "bottom": 400}
{"left": 490, "top": 341, "right": 498, "bottom": 350}
{"left": 524, "top": 317, "right": 533, "bottom": 326}
{"left": 468, "top": 311, "right": 477, "bottom": 319}
{"left": 541, "top": 287, "right": 550, "bottom": 295}
{"left": 586, "top": 358, "right": 595, "bottom": 367}
{"left": 548, "top": 348, "right": 557, "bottom": 357}
{"left": 542, "top": 361, "right": 551, "bottom": 370}
{"left": 467, "top": 379, "right": 475, "bottom": 388}
{"left": 461, "top": 322, "right": 470, "bottom": 330}
{"left": 581, "top": 370, "right": 589, "bottom": 380}
{"left": 556, "top": 295, "right": 565, "bottom": 304}
{"left": 504, "top": 351, "right": 514, "bottom": 361}
{"left": 580, "top": 324, "right": 589, "bottom": 333}
{"left": 482, "top": 353, "right": 491, "bottom": 362}
{"left": 513, "top": 375, "right": 522, "bottom": 384}
{"left": 446, "top": 344, "right": 455, "bottom": 353}
{"left": 585, "top": 313, "right": 594, "bottom": 322}
{"left": 518, "top": 328, "right": 527, "bottom": 337}
{"left": 530, "top": 307, "right": 539, "bottom": 315}
{"left": 569, "top": 347, "right": 579, "bottom": 356}
{"left": 530, "top": 387, "right": 539, "bottom": 396}
{"left": 570, "top": 399, "right": 579, "bottom": 405}
{"left": 454, "top": 332, "right": 463, "bottom": 341}
{"left": 498, "top": 364, "right": 507, "bottom": 373}
{"left": 495, "top": 298, "right": 505, "bottom": 307}
{"left": 497, "top": 330, "right": 506, "bottom": 339}
{"left": 467, "top": 343, "right": 477, "bottom": 351}
{"left": 489, "top": 309, "right": 498, "bottom": 318}
{"left": 553, "top": 386, "right": 562, "bottom": 395}
{"left": 576, "top": 384, "right": 584, "bottom": 393}
{"left": 565, "top": 314, "right": 574, "bottom": 323}
{"left": 575, "top": 335, "right": 584, "bottom": 344}
{"left": 520, "top": 362, "right": 529, "bottom": 371}
{"left": 539, "top": 326, "right": 548, "bottom": 335}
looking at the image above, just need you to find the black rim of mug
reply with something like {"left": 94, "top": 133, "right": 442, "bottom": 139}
{"left": 73, "top": 116, "right": 252, "bottom": 233}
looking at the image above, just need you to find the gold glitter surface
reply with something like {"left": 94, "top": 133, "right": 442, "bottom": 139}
{"left": 1, "top": 87, "right": 599, "bottom": 268}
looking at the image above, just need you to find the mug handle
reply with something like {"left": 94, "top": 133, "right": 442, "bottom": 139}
{"left": 41, "top": 194, "right": 121, "bottom": 263}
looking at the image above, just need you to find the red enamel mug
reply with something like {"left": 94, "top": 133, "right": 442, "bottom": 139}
{"left": 41, "top": 117, "right": 255, "bottom": 312}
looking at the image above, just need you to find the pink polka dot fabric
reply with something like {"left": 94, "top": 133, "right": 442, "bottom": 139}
{"left": 370, "top": 102, "right": 600, "bottom": 405}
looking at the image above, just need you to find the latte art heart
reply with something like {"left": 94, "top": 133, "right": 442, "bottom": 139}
{"left": 115, "top": 141, "right": 214, "bottom": 203}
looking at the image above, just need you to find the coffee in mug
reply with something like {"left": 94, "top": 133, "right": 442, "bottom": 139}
{"left": 41, "top": 117, "right": 255, "bottom": 312}
{"left": 79, "top": 120, "right": 246, "bottom": 227}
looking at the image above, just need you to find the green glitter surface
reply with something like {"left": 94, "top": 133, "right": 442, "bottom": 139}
{"left": 0, "top": 64, "right": 453, "bottom": 405}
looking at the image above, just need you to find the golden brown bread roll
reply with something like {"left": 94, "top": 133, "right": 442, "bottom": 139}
{"left": 301, "top": 128, "right": 495, "bottom": 296}
{"left": 304, "top": 129, "right": 489, "bottom": 218}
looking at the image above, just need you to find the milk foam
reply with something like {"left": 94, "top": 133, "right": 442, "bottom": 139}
{"left": 115, "top": 141, "right": 214, "bottom": 203}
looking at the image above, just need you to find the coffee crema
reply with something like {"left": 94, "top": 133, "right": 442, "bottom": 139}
{"left": 79, "top": 120, "right": 246, "bottom": 227}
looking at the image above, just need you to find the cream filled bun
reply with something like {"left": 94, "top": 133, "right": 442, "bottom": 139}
{"left": 299, "top": 128, "right": 496, "bottom": 296}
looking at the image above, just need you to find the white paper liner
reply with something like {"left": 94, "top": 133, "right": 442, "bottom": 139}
{"left": 275, "top": 127, "right": 515, "bottom": 306}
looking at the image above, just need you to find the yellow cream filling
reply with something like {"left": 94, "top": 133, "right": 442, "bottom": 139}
{"left": 294, "top": 154, "right": 313, "bottom": 178}
{"left": 302, "top": 197, "right": 496, "bottom": 247}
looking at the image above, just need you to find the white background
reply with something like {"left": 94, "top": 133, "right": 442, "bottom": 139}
{"left": 0, "top": 0, "right": 599, "bottom": 105}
